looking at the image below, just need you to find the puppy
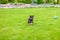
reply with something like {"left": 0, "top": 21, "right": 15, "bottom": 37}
{"left": 28, "top": 15, "right": 34, "bottom": 24}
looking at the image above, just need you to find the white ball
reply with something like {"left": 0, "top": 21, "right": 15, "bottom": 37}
{"left": 54, "top": 16, "right": 58, "bottom": 19}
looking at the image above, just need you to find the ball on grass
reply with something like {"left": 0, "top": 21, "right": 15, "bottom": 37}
{"left": 54, "top": 16, "right": 58, "bottom": 19}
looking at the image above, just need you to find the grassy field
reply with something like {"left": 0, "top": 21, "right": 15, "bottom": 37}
{"left": 0, "top": 8, "right": 60, "bottom": 40}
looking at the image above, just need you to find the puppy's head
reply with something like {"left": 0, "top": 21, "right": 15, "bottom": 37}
{"left": 30, "top": 15, "right": 34, "bottom": 18}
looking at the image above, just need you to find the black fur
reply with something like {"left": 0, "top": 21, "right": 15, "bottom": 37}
{"left": 28, "top": 15, "right": 34, "bottom": 24}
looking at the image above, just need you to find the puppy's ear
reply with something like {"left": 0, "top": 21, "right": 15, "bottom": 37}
{"left": 30, "top": 15, "right": 32, "bottom": 17}
{"left": 32, "top": 15, "right": 34, "bottom": 17}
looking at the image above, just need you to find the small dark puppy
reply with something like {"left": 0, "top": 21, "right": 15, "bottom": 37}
{"left": 28, "top": 15, "right": 34, "bottom": 24}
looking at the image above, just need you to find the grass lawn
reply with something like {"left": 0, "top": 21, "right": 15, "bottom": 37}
{"left": 0, "top": 8, "right": 60, "bottom": 40}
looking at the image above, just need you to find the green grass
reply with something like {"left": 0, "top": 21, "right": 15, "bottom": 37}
{"left": 0, "top": 8, "right": 60, "bottom": 40}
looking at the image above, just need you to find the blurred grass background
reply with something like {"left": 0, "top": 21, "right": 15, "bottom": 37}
{"left": 0, "top": 8, "right": 60, "bottom": 40}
